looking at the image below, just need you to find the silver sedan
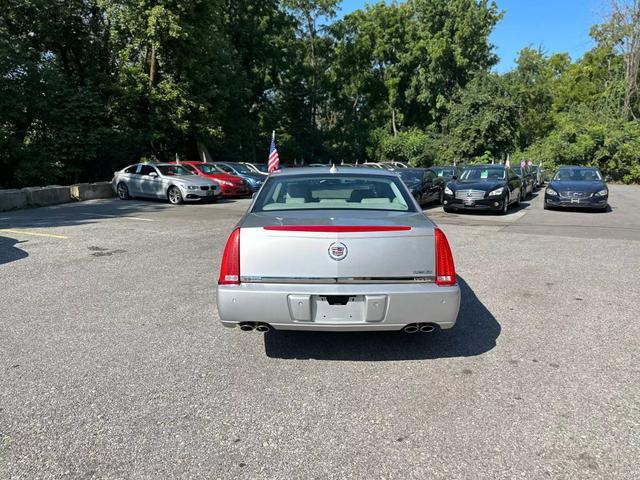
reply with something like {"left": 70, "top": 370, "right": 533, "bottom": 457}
{"left": 112, "top": 163, "right": 221, "bottom": 204}
{"left": 216, "top": 167, "right": 460, "bottom": 333}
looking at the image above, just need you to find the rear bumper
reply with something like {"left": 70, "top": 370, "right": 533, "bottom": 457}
{"left": 216, "top": 282, "right": 460, "bottom": 331}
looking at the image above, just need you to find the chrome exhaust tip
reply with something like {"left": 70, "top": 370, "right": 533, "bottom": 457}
{"left": 419, "top": 324, "right": 435, "bottom": 333}
{"left": 403, "top": 324, "right": 419, "bottom": 334}
{"left": 255, "top": 323, "right": 271, "bottom": 333}
{"left": 239, "top": 322, "right": 255, "bottom": 332}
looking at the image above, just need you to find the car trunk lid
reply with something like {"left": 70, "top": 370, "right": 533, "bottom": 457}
{"left": 239, "top": 210, "right": 435, "bottom": 282}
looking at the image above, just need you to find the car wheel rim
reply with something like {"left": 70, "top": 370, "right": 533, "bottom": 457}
{"left": 169, "top": 189, "right": 179, "bottom": 203}
{"left": 118, "top": 185, "right": 127, "bottom": 199}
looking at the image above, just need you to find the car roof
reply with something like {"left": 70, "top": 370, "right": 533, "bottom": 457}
{"left": 272, "top": 167, "right": 400, "bottom": 177}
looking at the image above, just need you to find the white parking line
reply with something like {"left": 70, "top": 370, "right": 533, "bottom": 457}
{"left": 78, "top": 212, "right": 155, "bottom": 222}
{"left": 0, "top": 228, "right": 69, "bottom": 239}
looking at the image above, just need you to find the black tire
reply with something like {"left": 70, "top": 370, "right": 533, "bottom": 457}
{"left": 544, "top": 202, "right": 551, "bottom": 210}
{"left": 117, "top": 182, "right": 130, "bottom": 200}
{"left": 500, "top": 192, "right": 509, "bottom": 215}
{"left": 167, "top": 186, "right": 183, "bottom": 205}
{"left": 443, "top": 206, "right": 454, "bottom": 213}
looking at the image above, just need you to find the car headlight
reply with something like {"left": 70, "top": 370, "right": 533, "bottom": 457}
{"left": 444, "top": 186, "right": 453, "bottom": 195}
{"left": 218, "top": 180, "right": 233, "bottom": 186}
{"left": 185, "top": 185, "right": 198, "bottom": 190}
{"left": 595, "top": 189, "right": 608, "bottom": 197}
{"left": 488, "top": 187, "right": 504, "bottom": 196}
{"left": 546, "top": 188, "right": 558, "bottom": 196}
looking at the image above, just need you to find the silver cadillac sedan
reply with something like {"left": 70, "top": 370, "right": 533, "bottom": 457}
{"left": 216, "top": 167, "right": 460, "bottom": 333}
{"left": 112, "top": 163, "right": 221, "bottom": 204}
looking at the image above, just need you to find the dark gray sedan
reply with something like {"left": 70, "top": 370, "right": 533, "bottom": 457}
{"left": 544, "top": 166, "right": 609, "bottom": 211}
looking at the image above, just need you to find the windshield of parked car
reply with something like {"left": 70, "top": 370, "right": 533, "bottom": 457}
{"left": 197, "top": 163, "right": 224, "bottom": 174}
{"left": 553, "top": 168, "right": 602, "bottom": 181}
{"left": 398, "top": 170, "right": 423, "bottom": 185}
{"left": 157, "top": 165, "right": 194, "bottom": 176}
{"left": 252, "top": 175, "right": 415, "bottom": 212}
{"left": 459, "top": 167, "right": 505, "bottom": 181}
{"left": 223, "top": 163, "right": 253, "bottom": 174}
{"left": 252, "top": 163, "right": 268, "bottom": 172}
{"left": 433, "top": 167, "right": 455, "bottom": 177}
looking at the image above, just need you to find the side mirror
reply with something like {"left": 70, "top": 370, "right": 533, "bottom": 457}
{"left": 148, "top": 172, "right": 158, "bottom": 178}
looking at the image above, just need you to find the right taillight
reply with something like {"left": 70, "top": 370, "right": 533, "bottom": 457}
{"left": 218, "top": 227, "right": 240, "bottom": 285}
{"left": 434, "top": 227, "right": 456, "bottom": 286}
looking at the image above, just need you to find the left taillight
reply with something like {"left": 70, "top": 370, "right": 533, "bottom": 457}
{"left": 218, "top": 227, "right": 240, "bottom": 285}
{"left": 434, "top": 227, "right": 456, "bottom": 286}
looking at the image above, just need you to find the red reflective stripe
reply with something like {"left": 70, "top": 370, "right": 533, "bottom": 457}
{"left": 263, "top": 225, "right": 412, "bottom": 232}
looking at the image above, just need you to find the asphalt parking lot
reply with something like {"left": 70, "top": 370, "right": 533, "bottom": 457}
{"left": 1, "top": 185, "right": 639, "bottom": 479}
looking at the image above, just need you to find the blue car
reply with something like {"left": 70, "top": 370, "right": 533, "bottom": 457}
{"left": 213, "top": 162, "right": 266, "bottom": 193}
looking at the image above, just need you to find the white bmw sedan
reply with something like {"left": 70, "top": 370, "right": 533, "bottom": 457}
{"left": 216, "top": 167, "right": 460, "bottom": 333}
{"left": 112, "top": 163, "right": 221, "bottom": 204}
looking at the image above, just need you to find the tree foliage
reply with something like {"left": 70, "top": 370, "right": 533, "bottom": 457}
{"left": 1, "top": 0, "right": 640, "bottom": 187}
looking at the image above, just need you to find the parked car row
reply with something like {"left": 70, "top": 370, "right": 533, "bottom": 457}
{"left": 111, "top": 160, "right": 270, "bottom": 204}
{"left": 112, "top": 159, "right": 608, "bottom": 212}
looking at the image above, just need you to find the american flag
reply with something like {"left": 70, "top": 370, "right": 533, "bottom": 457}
{"left": 268, "top": 131, "right": 280, "bottom": 173}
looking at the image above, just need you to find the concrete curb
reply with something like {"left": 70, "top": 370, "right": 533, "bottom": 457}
{"left": 70, "top": 182, "right": 115, "bottom": 201}
{"left": 0, "top": 182, "right": 114, "bottom": 212}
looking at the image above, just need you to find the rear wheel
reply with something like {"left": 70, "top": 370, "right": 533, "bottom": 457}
{"left": 443, "top": 206, "right": 454, "bottom": 213}
{"left": 167, "top": 186, "right": 183, "bottom": 205}
{"left": 117, "top": 182, "right": 130, "bottom": 200}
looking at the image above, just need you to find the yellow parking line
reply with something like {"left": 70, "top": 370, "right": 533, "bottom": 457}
{"left": 0, "top": 229, "right": 69, "bottom": 239}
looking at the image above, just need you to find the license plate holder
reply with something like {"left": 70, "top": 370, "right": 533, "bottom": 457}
{"left": 313, "top": 295, "right": 364, "bottom": 323}
{"left": 463, "top": 198, "right": 475, "bottom": 206}
{"left": 571, "top": 198, "right": 580, "bottom": 204}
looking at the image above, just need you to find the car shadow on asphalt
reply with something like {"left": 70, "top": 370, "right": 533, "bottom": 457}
{"left": 0, "top": 198, "right": 175, "bottom": 230}
{"left": 0, "top": 236, "right": 29, "bottom": 265}
{"left": 263, "top": 276, "right": 500, "bottom": 361}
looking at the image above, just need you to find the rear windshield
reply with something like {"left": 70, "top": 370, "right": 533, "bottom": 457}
{"left": 553, "top": 168, "right": 602, "bottom": 181}
{"left": 398, "top": 170, "right": 423, "bottom": 184}
{"left": 252, "top": 175, "right": 415, "bottom": 212}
